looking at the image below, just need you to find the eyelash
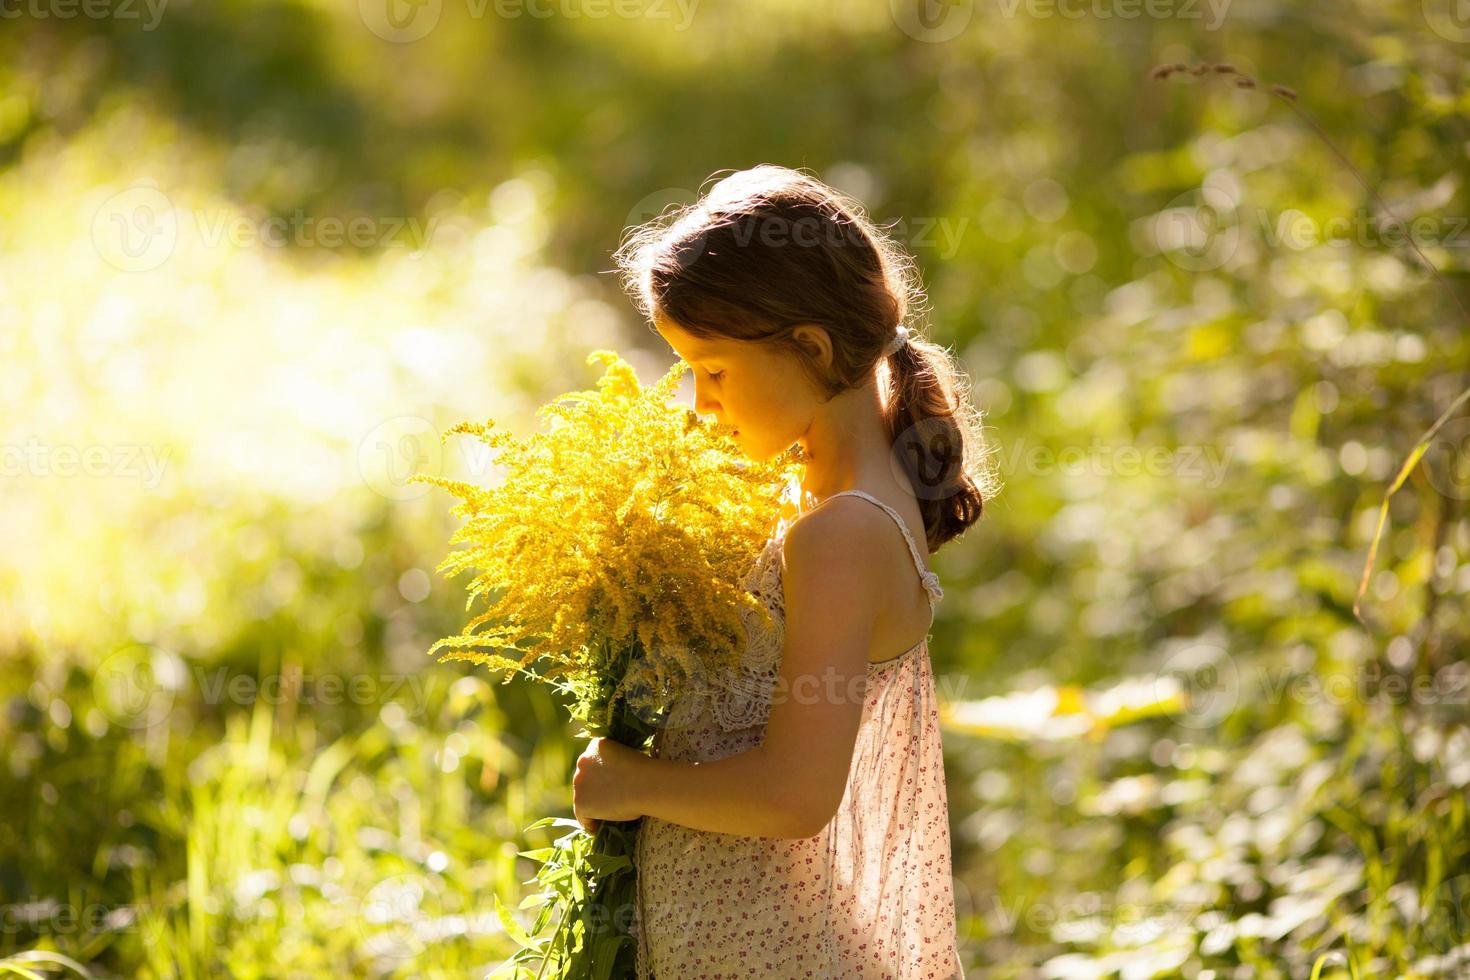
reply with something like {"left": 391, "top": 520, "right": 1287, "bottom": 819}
{"left": 707, "top": 370, "right": 725, "bottom": 381}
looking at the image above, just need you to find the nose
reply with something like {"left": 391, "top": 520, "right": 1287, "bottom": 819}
{"left": 694, "top": 378, "right": 720, "bottom": 420}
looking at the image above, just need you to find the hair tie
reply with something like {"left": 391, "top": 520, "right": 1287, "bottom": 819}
{"left": 883, "top": 325, "right": 910, "bottom": 357}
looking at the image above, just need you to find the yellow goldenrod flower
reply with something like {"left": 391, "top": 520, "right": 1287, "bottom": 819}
{"left": 410, "top": 348, "right": 800, "bottom": 727}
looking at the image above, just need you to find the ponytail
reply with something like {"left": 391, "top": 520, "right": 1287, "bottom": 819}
{"left": 881, "top": 330, "right": 999, "bottom": 552}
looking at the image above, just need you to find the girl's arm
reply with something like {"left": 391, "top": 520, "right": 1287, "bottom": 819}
{"left": 628, "top": 500, "right": 885, "bottom": 839}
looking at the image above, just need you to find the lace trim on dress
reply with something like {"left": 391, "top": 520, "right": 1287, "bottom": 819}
{"left": 706, "top": 533, "right": 786, "bottom": 731}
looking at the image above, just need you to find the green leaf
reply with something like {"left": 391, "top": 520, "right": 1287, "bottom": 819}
{"left": 0, "top": 966, "right": 49, "bottom": 980}
{"left": 494, "top": 893, "right": 536, "bottom": 949}
{"left": 582, "top": 853, "right": 633, "bottom": 875}
{"left": 528, "top": 816, "right": 585, "bottom": 832}
{"left": 589, "top": 934, "right": 626, "bottom": 980}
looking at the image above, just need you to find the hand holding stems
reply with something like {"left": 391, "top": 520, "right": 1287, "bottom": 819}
{"left": 572, "top": 735, "right": 648, "bottom": 834}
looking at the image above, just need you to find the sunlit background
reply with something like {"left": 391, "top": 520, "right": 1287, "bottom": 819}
{"left": 4, "top": 0, "right": 1470, "bottom": 976}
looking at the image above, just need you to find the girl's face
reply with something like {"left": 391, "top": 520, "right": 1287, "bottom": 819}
{"left": 654, "top": 314, "right": 821, "bottom": 462}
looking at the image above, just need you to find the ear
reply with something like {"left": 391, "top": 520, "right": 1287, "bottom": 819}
{"left": 789, "top": 323, "right": 833, "bottom": 371}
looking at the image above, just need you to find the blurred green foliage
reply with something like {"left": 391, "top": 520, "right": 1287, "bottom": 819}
{"left": 2, "top": 0, "right": 1469, "bottom": 977}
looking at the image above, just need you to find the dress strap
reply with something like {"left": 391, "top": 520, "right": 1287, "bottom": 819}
{"left": 822, "top": 490, "right": 943, "bottom": 604}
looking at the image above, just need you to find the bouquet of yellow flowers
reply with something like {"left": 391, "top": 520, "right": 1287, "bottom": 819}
{"left": 410, "top": 349, "right": 798, "bottom": 978}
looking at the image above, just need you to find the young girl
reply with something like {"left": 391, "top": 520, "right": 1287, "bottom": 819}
{"left": 572, "top": 165, "right": 998, "bottom": 979}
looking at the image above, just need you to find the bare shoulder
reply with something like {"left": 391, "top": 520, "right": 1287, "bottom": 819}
{"left": 776, "top": 499, "right": 888, "bottom": 677}
{"left": 780, "top": 496, "right": 893, "bottom": 589}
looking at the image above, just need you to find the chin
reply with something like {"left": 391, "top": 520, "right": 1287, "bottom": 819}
{"left": 730, "top": 430, "right": 757, "bottom": 455}
{"left": 738, "top": 440, "right": 781, "bottom": 464}
{"left": 729, "top": 427, "right": 795, "bottom": 464}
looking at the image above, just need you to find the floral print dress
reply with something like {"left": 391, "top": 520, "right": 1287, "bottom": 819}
{"left": 632, "top": 486, "right": 967, "bottom": 979}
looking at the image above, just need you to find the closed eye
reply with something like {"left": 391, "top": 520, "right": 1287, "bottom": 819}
{"left": 707, "top": 370, "right": 725, "bottom": 382}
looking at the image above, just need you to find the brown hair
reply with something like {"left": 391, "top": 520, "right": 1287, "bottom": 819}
{"left": 613, "top": 164, "right": 1001, "bottom": 553}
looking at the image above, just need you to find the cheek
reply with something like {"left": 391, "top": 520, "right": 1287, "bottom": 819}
{"left": 768, "top": 366, "right": 815, "bottom": 416}
{"left": 747, "top": 386, "right": 807, "bottom": 439}
{"left": 726, "top": 383, "right": 762, "bottom": 421}
{"left": 734, "top": 357, "right": 814, "bottom": 430}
